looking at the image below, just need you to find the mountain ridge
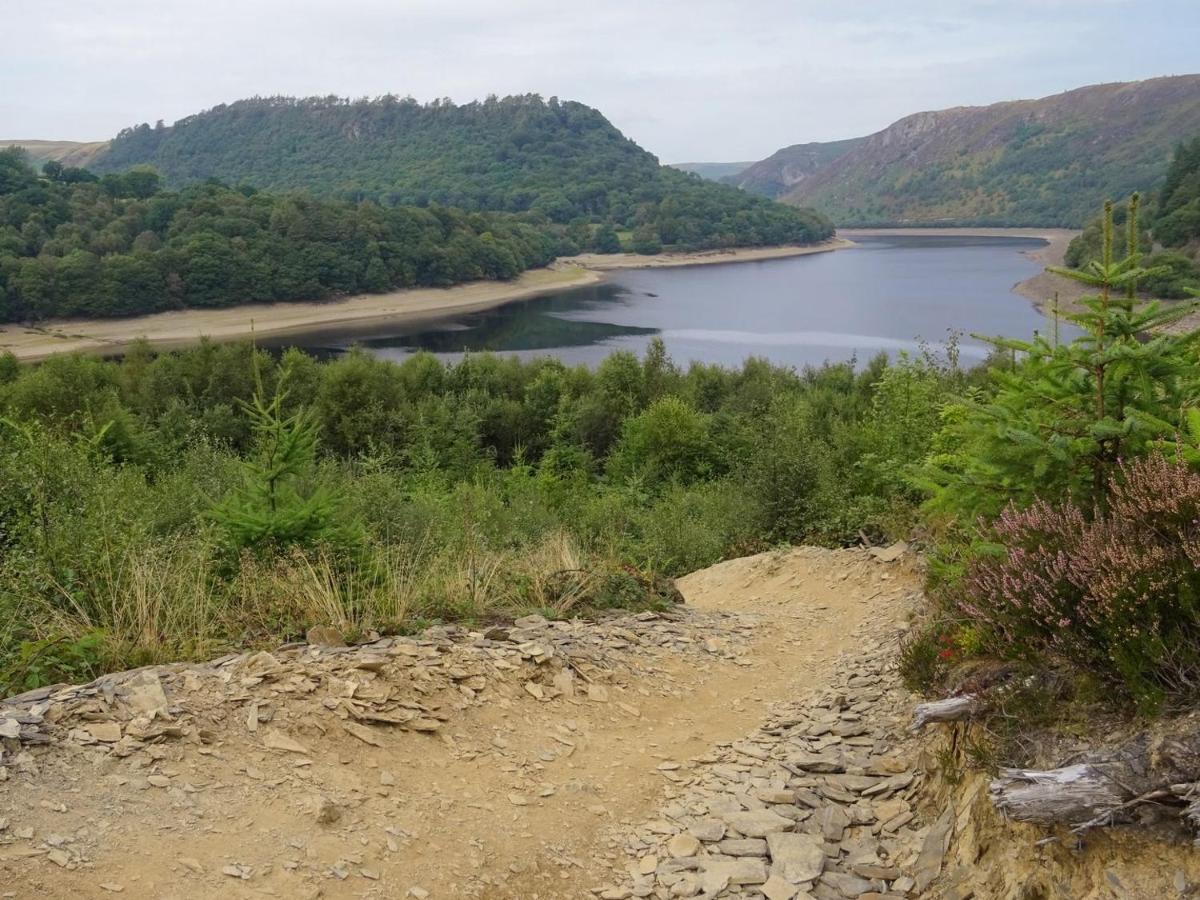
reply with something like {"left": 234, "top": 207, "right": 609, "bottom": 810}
{"left": 775, "top": 74, "right": 1200, "bottom": 227}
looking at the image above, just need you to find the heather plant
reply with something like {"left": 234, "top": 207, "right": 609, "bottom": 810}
{"left": 959, "top": 454, "right": 1200, "bottom": 709}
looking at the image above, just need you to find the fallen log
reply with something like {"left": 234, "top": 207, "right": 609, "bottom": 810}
{"left": 990, "top": 764, "right": 1127, "bottom": 826}
{"left": 910, "top": 694, "right": 979, "bottom": 731}
{"left": 987, "top": 713, "right": 1200, "bottom": 835}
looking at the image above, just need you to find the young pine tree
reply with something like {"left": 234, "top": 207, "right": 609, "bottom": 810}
{"left": 210, "top": 368, "right": 341, "bottom": 553}
{"left": 925, "top": 196, "right": 1200, "bottom": 521}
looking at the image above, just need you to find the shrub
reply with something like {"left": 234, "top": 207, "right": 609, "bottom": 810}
{"left": 959, "top": 454, "right": 1200, "bottom": 709}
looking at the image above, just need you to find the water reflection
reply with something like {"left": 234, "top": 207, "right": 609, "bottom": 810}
{"left": 270, "top": 236, "right": 1078, "bottom": 369}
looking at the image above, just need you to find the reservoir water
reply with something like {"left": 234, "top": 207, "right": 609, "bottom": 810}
{"left": 284, "top": 234, "right": 1079, "bottom": 368}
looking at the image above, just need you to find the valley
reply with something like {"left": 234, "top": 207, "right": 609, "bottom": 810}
{"left": 5, "top": 13, "right": 1200, "bottom": 899}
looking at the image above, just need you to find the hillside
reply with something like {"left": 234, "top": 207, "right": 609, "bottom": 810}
{"left": 668, "top": 160, "right": 754, "bottom": 181}
{"left": 725, "top": 137, "right": 866, "bottom": 198}
{"left": 0, "top": 139, "right": 108, "bottom": 169}
{"left": 772, "top": 75, "right": 1200, "bottom": 226}
{"left": 89, "top": 94, "right": 832, "bottom": 250}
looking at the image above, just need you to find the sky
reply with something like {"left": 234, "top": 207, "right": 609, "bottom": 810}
{"left": 3, "top": 0, "right": 1198, "bottom": 162}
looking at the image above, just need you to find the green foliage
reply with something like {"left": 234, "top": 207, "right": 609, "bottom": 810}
{"left": 926, "top": 197, "right": 1200, "bottom": 521}
{"left": 93, "top": 95, "right": 834, "bottom": 251}
{"left": 608, "top": 396, "right": 718, "bottom": 488}
{"left": 0, "top": 341, "right": 956, "bottom": 691}
{"left": 0, "top": 151, "right": 558, "bottom": 322}
{"left": 0, "top": 631, "right": 108, "bottom": 696}
{"left": 785, "top": 77, "right": 1200, "bottom": 227}
{"left": 209, "top": 373, "right": 344, "bottom": 554}
{"left": 1156, "top": 136, "right": 1200, "bottom": 248}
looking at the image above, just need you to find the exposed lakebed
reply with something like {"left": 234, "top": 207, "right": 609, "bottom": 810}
{"left": 278, "top": 234, "right": 1079, "bottom": 368}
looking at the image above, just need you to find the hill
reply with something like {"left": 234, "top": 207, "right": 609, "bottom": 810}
{"left": 0, "top": 139, "right": 108, "bottom": 169}
{"left": 768, "top": 75, "right": 1200, "bottom": 226}
{"left": 724, "top": 137, "right": 866, "bottom": 198}
{"left": 0, "top": 146, "right": 560, "bottom": 322}
{"left": 89, "top": 94, "right": 832, "bottom": 251}
{"left": 668, "top": 161, "right": 754, "bottom": 181}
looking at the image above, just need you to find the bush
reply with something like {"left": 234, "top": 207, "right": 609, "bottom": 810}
{"left": 958, "top": 454, "right": 1200, "bottom": 709}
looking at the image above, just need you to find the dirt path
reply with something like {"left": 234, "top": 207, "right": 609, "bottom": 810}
{"left": 0, "top": 546, "right": 922, "bottom": 899}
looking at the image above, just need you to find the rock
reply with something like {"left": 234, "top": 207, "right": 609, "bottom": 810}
{"left": 524, "top": 681, "right": 545, "bottom": 700}
{"left": 587, "top": 684, "right": 609, "bottom": 702}
{"left": 820, "top": 871, "right": 876, "bottom": 897}
{"left": 408, "top": 889, "right": 430, "bottom": 900}
{"left": 263, "top": 728, "right": 310, "bottom": 754}
{"left": 0, "top": 718, "right": 19, "bottom": 739}
{"left": 552, "top": 670, "right": 575, "bottom": 697}
{"left": 718, "top": 838, "right": 768, "bottom": 856}
{"left": 147, "top": 774, "right": 170, "bottom": 788}
{"left": 766, "top": 832, "right": 825, "bottom": 884}
{"left": 868, "top": 541, "right": 908, "bottom": 563}
{"left": 47, "top": 849, "right": 70, "bottom": 867}
{"left": 788, "top": 753, "right": 844, "bottom": 774}
{"left": 721, "top": 809, "right": 793, "bottom": 838}
{"left": 666, "top": 833, "right": 701, "bottom": 858}
{"left": 315, "top": 797, "right": 341, "bottom": 825}
{"left": 306, "top": 625, "right": 345, "bottom": 647}
{"left": 341, "top": 721, "right": 384, "bottom": 747}
{"left": 703, "top": 858, "right": 768, "bottom": 886}
{"left": 637, "top": 854, "right": 658, "bottom": 875}
{"left": 120, "top": 670, "right": 168, "bottom": 715}
{"left": 762, "top": 875, "right": 799, "bottom": 900}
{"left": 913, "top": 806, "right": 954, "bottom": 892}
{"left": 83, "top": 722, "right": 122, "bottom": 743}
{"left": 853, "top": 864, "right": 900, "bottom": 880}
{"left": 690, "top": 819, "right": 726, "bottom": 842}
{"left": 818, "top": 804, "right": 851, "bottom": 842}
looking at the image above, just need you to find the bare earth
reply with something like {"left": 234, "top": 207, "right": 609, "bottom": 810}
{"left": 0, "top": 268, "right": 603, "bottom": 363}
{"left": 557, "top": 238, "right": 853, "bottom": 271}
{"left": 2, "top": 241, "right": 852, "bottom": 363}
{"left": 0, "top": 546, "right": 924, "bottom": 899}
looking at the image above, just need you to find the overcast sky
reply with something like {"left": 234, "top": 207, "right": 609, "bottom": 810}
{"left": 3, "top": 0, "right": 1198, "bottom": 162}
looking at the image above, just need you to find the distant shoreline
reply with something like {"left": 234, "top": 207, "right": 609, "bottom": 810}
{"left": 556, "top": 237, "right": 854, "bottom": 270}
{"left": 840, "top": 226, "right": 1083, "bottom": 312}
{"left": 1, "top": 239, "right": 854, "bottom": 362}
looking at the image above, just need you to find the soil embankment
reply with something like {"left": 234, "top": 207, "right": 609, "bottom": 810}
{"left": 0, "top": 546, "right": 922, "bottom": 899}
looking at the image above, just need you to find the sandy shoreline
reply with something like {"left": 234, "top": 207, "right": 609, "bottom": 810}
{"left": 557, "top": 237, "right": 854, "bottom": 270}
{"left": 2, "top": 240, "right": 853, "bottom": 362}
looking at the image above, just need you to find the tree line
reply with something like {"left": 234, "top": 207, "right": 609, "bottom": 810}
{"left": 0, "top": 147, "right": 558, "bottom": 321}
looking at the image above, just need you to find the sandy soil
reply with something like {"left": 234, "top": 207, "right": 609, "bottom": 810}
{"left": 557, "top": 238, "right": 854, "bottom": 270}
{"left": 0, "top": 546, "right": 920, "bottom": 899}
{"left": 3, "top": 241, "right": 854, "bottom": 363}
{"left": 0, "top": 268, "right": 605, "bottom": 363}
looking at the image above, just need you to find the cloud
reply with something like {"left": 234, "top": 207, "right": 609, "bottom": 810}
{"left": 2, "top": 0, "right": 1197, "bottom": 160}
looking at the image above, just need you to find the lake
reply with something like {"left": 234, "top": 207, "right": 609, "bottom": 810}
{"left": 280, "top": 234, "right": 1079, "bottom": 369}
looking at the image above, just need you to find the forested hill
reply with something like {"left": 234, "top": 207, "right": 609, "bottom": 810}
{"left": 763, "top": 75, "right": 1200, "bottom": 226}
{"left": 89, "top": 94, "right": 833, "bottom": 250}
{"left": 0, "top": 147, "right": 560, "bottom": 322}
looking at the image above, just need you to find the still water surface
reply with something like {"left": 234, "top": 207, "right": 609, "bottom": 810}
{"left": 281, "top": 235, "right": 1078, "bottom": 368}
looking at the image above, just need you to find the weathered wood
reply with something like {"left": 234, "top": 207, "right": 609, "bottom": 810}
{"left": 988, "top": 713, "right": 1200, "bottom": 834}
{"left": 991, "top": 764, "right": 1127, "bottom": 826}
{"left": 909, "top": 694, "right": 978, "bottom": 731}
